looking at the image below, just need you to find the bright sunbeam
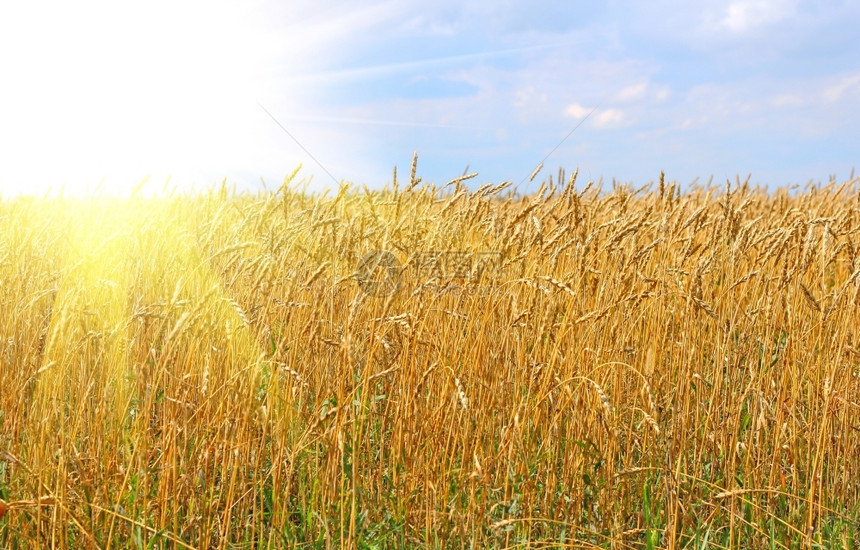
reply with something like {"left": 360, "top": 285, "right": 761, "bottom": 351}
{"left": 0, "top": 0, "right": 278, "bottom": 196}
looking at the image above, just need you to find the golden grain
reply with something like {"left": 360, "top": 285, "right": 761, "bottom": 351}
{"left": 2, "top": 168, "right": 859, "bottom": 547}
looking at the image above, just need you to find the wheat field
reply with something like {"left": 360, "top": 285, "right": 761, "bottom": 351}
{"left": 1, "top": 166, "right": 859, "bottom": 548}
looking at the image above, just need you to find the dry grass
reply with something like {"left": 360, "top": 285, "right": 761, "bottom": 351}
{"left": 1, "top": 171, "right": 860, "bottom": 548}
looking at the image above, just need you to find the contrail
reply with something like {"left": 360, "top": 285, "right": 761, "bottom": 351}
{"left": 280, "top": 115, "right": 480, "bottom": 130}
{"left": 287, "top": 40, "right": 586, "bottom": 84}
{"left": 257, "top": 102, "right": 341, "bottom": 187}
{"left": 518, "top": 103, "right": 600, "bottom": 186}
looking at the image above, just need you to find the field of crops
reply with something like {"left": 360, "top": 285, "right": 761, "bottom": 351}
{"left": 1, "top": 167, "right": 859, "bottom": 548}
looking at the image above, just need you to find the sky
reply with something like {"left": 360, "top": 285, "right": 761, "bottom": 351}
{"left": 0, "top": 0, "right": 858, "bottom": 196}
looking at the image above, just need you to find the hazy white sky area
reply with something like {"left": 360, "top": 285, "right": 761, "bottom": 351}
{"left": 0, "top": 0, "right": 858, "bottom": 196}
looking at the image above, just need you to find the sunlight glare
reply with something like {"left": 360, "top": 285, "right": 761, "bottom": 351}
{"left": 0, "top": 0, "right": 276, "bottom": 196}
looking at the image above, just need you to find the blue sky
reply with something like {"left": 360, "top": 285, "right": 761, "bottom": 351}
{"left": 0, "top": 0, "right": 858, "bottom": 196}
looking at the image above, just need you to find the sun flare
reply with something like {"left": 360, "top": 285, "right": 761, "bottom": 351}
{"left": 0, "top": 0, "right": 276, "bottom": 197}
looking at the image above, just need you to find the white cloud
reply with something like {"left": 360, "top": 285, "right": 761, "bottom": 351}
{"left": 721, "top": 0, "right": 796, "bottom": 33}
{"left": 617, "top": 82, "right": 648, "bottom": 102}
{"left": 771, "top": 93, "right": 804, "bottom": 109}
{"left": 823, "top": 74, "right": 860, "bottom": 102}
{"left": 593, "top": 109, "right": 624, "bottom": 128}
{"left": 564, "top": 103, "right": 594, "bottom": 119}
{"left": 615, "top": 82, "right": 671, "bottom": 103}
{"left": 401, "top": 14, "right": 457, "bottom": 36}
